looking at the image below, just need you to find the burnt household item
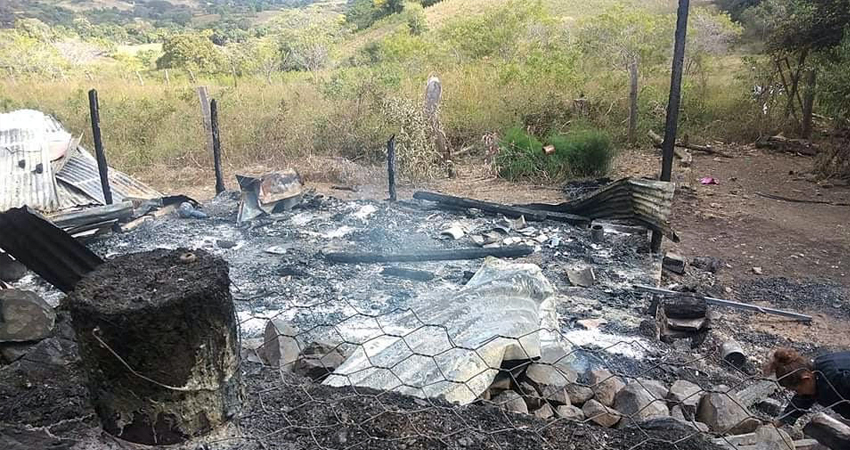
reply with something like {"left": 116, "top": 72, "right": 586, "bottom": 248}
{"left": 634, "top": 285, "right": 812, "bottom": 322}
{"left": 67, "top": 249, "right": 241, "bottom": 445}
{"left": 721, "top": 340, "right": 746, "bottom": 368}
{"left": 236, "top": 170, "right": 303, "bottom": 222}
{"left": 0, "top": 207, "right": 104, "bottom": 293}
{"left": 325, "top": 246, "right": 534, "bottom": 264}
{"left": 590, "top": 224, "right": 605, "bottom": 242}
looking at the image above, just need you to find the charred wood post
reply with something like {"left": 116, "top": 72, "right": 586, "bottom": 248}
{"left": 801, "top": 69, "right": 816, "bottom": 140}
{"left": 210, "top": 99, "right": 226, "bottom": 195}
{"left": 651, "top": 0, "right": 690, "bottom": 253}
{"left": 88, "top": 89, "right": 113, "bottom": 205}
{"left": 387, "top": 135, "right": 397, "bottom": 202}
{"left": 628, "top": 59, "right": 639, "bottom": 145}
{"left": 326, "top": 246, "right": 534, "bottom": 264}
{"left": 68, "top": 249, "right": 241, "bottom": 445}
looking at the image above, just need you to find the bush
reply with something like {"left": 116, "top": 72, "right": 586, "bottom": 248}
{"left": 496, "top": 126, "right": 544, "bottom": 180}
{"left": 549, "top": 129, "right": 613, "bottom": 177}
{"left": 496, "top": 127, "right": 613, "bottom": 181}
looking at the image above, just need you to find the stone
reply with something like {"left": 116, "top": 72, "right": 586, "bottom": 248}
{"left": 525, "top": 362, "right": 576, "bottom": 405}
{"left": 216, "top": 239, "right": 237, "bottom": 249}
{"left": 614, "top": 383, "right": 669, "bottom": 423}
{"left": 628, "top": 416, "right": 709, "bottom": 434}
{"left": 635, "top": 378, "right": 668, "bottom": 401}
{"left": 756, "top": 397, "right": 783, "bottom": 417}
{"left": 533, "top": 403, "right": 555, "bottom": 420}
{"left": 0, "top": 253, "right": 26, "bottom": 282}
{"left": 294, "top": 341, "right": 346, "bottom": 381}
{"left": 588, "top": 369, "right": 625, "bottom": 407}
{"left": 258, "top": 319, "right": 301, "bottom": 370}
{"left": 583, "top": 399, "right": 620, "bottom": 428}
{"left": 557, "top": 404, "right": 585, "bottom": 422}
{"left": 565, "top": 382, "right": 595, "bottom": 405}
{"left": 492, "top": 390, "right": 528, "bottom": 414}
{"left": 0, "top": 290, "right": 55, "bottom": 343}
{"left": 752, "top": 267, "right": 763, "bottom": 275}
{"left": 519, "top": 381, "right": 543, "bottom": 409}
{"left": 567, "top": 267, "right": 595, "bottom": 287}
{"left": 754, "top": 424, "right": 794, "bottom": 449}
{"left": 668, "top": 379, "right": 703, "bottom": 417}
{"left": 671, "top": 405, "right": 687, "bottom": 421}
{"left": 692, "top": 256, "right": 722, "bottom": 273}
{"left": 663, "top": 253, "right": 686, "bottom": 274}
{"left": 697, "top": 391, "right": 761, "bottom": 434}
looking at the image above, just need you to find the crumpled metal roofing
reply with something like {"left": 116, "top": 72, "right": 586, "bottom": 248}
{"left": 0, "top": 109, "right": 161, "bottom": 213}
{"left": 522, "top": 177, "right": 679, "bottom": 242}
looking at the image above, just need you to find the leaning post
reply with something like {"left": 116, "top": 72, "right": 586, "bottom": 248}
{"left": 88, "top": 89, "right": 113, "bottom": 205}
{"left": 651, "top": 0, "right": 690, "bottom": 253}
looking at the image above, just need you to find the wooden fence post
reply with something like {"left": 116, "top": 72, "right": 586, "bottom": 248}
{"left": 628, "top": 58, "right": 639, "bottom": 145}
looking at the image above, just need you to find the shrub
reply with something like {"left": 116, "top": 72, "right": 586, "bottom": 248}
{"left": 496, "top": 127, "right": 613, "bottom": 181}
{"left": 496, "top": 126, "right": 544, "bottom": 180}
{"left": 549, "top": 129, "right": 613, "bottom": 177}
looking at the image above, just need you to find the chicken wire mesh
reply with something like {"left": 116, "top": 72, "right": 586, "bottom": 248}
{"left": 217, "top": 293, "right": 849, "bottom": 450}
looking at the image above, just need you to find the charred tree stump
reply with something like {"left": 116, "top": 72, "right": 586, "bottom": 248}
{"left": 68, "top": 248, "right": 241, "bottom": 445}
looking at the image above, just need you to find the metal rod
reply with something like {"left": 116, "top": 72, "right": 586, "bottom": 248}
{"left": 210, "top": 99, "right": 225, "bottom": 195}
{"left": 387, "top": 135, "right": 397, "bottom": 202}
{"left": 652, "top": 0, "right": 690, "bottom": 253}
{"left": 633, "top": 285, "right": 812, "bottom": 322}
{"left": 88, "top": 89, "right": 113, "bottom": 205}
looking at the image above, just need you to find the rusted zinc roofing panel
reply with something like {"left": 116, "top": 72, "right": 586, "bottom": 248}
{"left": 56, "top": 147, "right": 161, "bottom": 204}
{"left": 0, "top": 113, "right": 60, "bottom": 213}
{"left": 0, "top": 206, "right": 104, "bottom": 293}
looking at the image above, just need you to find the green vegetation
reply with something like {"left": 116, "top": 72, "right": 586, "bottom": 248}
{"left": 0, "top": 0, "right": 848, "bottom": 183}
{"left": 496, "top": 127, "right": 613, "bottom": 180}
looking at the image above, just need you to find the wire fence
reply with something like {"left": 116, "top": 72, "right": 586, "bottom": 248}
{"left": 223, "top": 297, "right": 850, "bottom": 450}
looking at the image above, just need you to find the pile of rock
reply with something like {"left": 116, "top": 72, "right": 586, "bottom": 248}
{"left": 249, "top": 319, "right": 351, "bottom": 381}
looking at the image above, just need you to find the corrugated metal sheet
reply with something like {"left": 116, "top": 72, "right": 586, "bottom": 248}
{"left": 56, "top": 147, "right": 161, "bottom": 204}
{"left": 1, "top": 109, "right": 161, "bottom": 214}
{"left": 0, "top": 206, "right": 103, "bottom": 293}
{"left": 522, "top": 177, "right": 679, "bottom": 242}
{"left": 0, "top": 112, "right": 60, "bottom": 212}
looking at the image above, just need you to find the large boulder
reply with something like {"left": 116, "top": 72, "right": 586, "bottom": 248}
{"left": 0, "top": 290, "right": 55, "bottom": 343}
{"left": 257, "top": 319, "right": 301, "bottom": 370}
{"left": 697, "top": 391, "right": 761, "bottom": 434}
{"left": 668, "top": 379, "right": 703, "bottom": 418}
{"left": 614, "top": 383, "right": 669, "bottom": 424}
{"left": 492, "top": 390, "right": 529, "bottom": 414}
{"left": 583, "top": 399, "right": 621, "bottom": 428}
{"left": 588, "top": 369, "right": 626, "bottom": 406}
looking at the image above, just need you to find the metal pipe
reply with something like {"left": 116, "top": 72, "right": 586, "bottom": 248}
{"left": 590, "top": 224, "right": 605, "bottom": 242}
{"left": 633, "top": 285, "right": 812, "bottom": 322}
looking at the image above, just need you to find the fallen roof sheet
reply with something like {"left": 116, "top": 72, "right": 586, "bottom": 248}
{"left": 522, "top": 177, "right": 679, "bottom": 242}
{"left": 56, "top": 147, "right": 161, "bottom": 205}
{"left": 0, "top": 109, "right": 161, "bottom": 214}
{"left": 0, "top": 206, "right": 104, "bottom": 293}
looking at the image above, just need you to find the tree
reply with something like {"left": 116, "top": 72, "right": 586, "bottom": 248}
{"left": 156, "top": 33, "right": 225, "bottom": 73}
